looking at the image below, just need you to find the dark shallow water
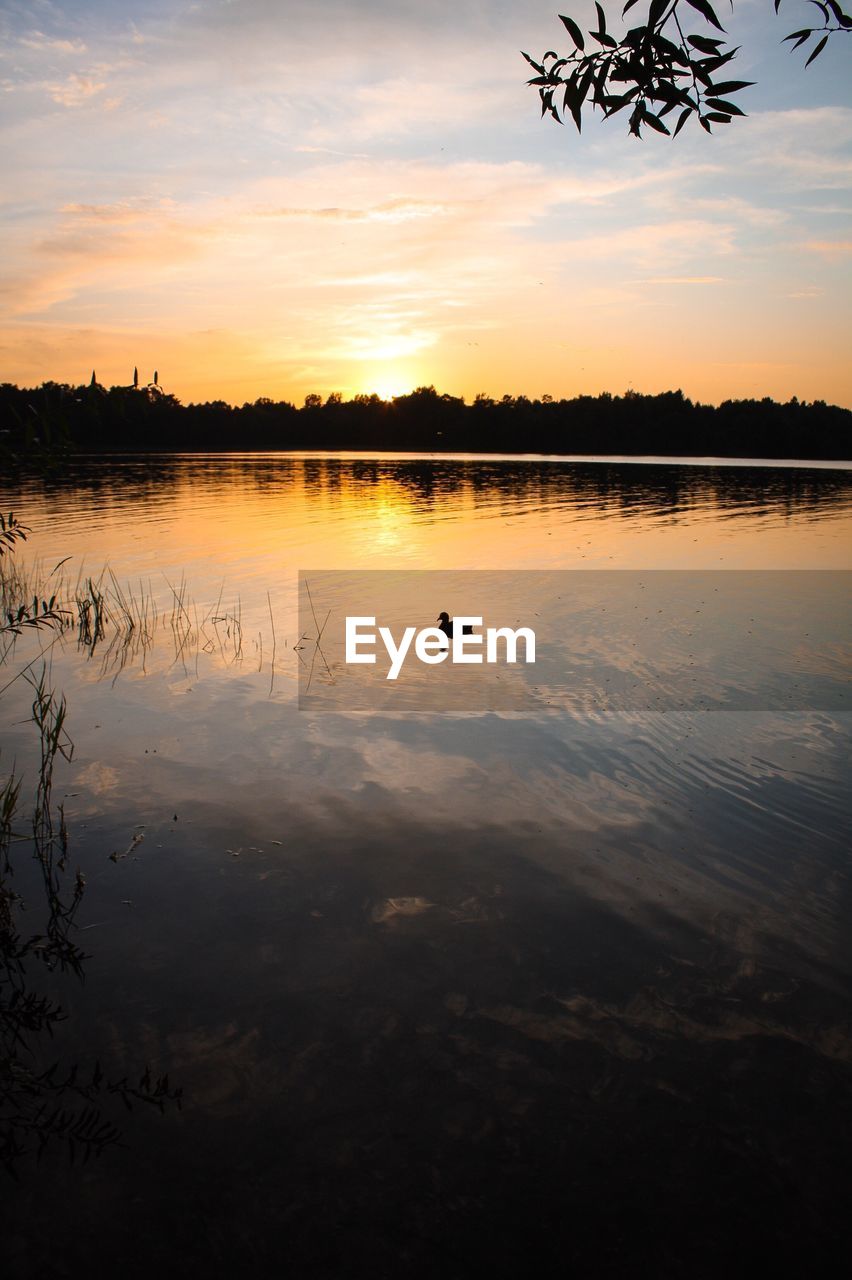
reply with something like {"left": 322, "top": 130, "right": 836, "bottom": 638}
{"left": 2, "top": 454, "right": 851, "bottom": 1276}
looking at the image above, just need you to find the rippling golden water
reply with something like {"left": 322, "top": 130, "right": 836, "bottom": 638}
{"left": 4, "top": 454, "right": 852, "bottom": 1277}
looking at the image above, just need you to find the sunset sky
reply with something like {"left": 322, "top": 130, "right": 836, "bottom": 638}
{"left": 1, "top": 0, "right": 850, "bottom": 408}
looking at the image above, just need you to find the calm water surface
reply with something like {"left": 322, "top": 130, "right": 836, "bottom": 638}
{"left": 3, "top": 454, "right": 852, "bottom": 1277}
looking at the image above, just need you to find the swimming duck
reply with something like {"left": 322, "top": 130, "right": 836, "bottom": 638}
{"left": 437, "top": 612, "right": 474, "bottom": 638}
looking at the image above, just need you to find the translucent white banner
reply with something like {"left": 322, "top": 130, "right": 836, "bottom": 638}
{"left": 297, "top": 571, "right": 851, "bottom": 713}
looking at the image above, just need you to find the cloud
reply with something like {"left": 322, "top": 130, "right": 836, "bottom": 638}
{"left": 648, "top": 194, "right": 787, "bottom": 230}
{"left": 60, "top": 199, "right": 178, "bottom": 224}
{"left": 1, "top": 7, "right": 849, "bottom": 408}
{"left": 307, "top": 74, "right": 517, "bottom": 145}
{"left": 316, "top": 271, "right": 420, "bottom": 288}
{"left": 735, "top": 108, "right": 852, "bottom": 190}
{"left": 294, "top": 145, "right": 371, "bottom": 158}
{"left": 637, "top": 277, "right": 726, "bottom": 285}
{"left": 257, "top": 198, "right": 451, "bottom": 224}
{"left": 47, "top": 72, "right": 106, "bottom": 106}
{"left": 331, "top": 328, "right": 439, "bottom": 362}
{"left": 801, "top": 240, "right": 852, "bottom": 256}
{"left": 19, "top": 32, "right": 87, "bottom": 54}
{"left": 554, "top": 220, "right": 741, "bottom": 271}
{"left": 0, "top": 270, "right": 76, "bottom": 315}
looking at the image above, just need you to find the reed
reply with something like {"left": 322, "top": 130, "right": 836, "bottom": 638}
{"left": 1, "top": 532, "right": 183, "bottom": 1173}
{"left": 1, "top": 546, "right": 277, "bottom": 690}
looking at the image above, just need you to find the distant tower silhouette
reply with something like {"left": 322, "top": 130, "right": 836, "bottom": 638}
{"left": 90, "top": 369, "right": 97, "bottom": 387}
{"left": 133, "top": 366, "right": 139, "bottom": 389}
{"left": 153, "top": 370, "right": 158, "bottom": 386}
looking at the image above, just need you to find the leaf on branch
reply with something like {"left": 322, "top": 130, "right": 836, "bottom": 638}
{"left": 705, "top": 97, "right": 746, "bottom": 115}
{"left": 826, "top": 0, "right": 852, "bottom": 26}
{"left": 805, "top": 33, "right": 829, "bottom": 63}
{"left": 563, "top": 79, "right": 583, "bottom": 132}
{"left": 685, "top": 0, "right": 727, "bottom": 32}
{"left": 559, "top": 14, "right": 585, "bottom": 50}
{"left": 687, "top": 34, "right": 723, "bottom": 53}
{"left": 603, "top": 89, "right": 639, "bottom": 115}
{"left": 674, "top": 107, "right": 693, "bottom": 136}
{"left": 642, "top": 107, "right": 672, "bottom": 135}
{"left": 806, "top": 0, "right": 830, "bottom": 21}
{"left": 529, "top": 4, "right": 783, "bottom": 141}
{"left": 594, "top": 55, "right": 614, "bottom": 97}
{"left": 522, "top": 51, "right": 546, "bottom": 73}
{"left": 652, "top": 79, "right": 686, "bottom": 105}
{"left": 652, "top": 32, "right": 683, "bottom": 59}
{"left": 696, "top": 48, "right": 739, "bottom": 74}
{"left": 709, "top": 80, "right": 755, "bottom": 94}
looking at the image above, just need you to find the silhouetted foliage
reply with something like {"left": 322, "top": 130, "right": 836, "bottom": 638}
{"left": 0, "top": 380, "right": 849, "bottom": 459}
{"left": 525, "top": 1, "right": 851, "bottom": 138}
{"left": 0, "top": 513, "right": 28, "bottom": 560}
{"left": 1, "top": 508, "right": 182, "bottom": 1175}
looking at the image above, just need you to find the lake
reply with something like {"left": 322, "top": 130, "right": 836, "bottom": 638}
{"left": 3, "top": 453, "right": 852, "bottom": 1277}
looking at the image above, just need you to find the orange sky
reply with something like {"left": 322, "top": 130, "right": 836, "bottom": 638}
{"left": 1, "top": 2, "right": 850, "bottom": 408}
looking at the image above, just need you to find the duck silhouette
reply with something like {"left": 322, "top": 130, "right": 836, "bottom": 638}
{"left": 437, "top": 611, "right": 474, "bottom": 638}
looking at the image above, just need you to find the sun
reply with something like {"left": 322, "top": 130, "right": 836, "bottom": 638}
{"left": 370, "top": 376, "right": 411, "bottom": 401}
{"left": 368, "top": 374, "right": 414, "bottom": 402}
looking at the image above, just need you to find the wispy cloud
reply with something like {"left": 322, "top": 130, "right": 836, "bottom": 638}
{"left": 637, "top": 277, "right": 726, "bottom": 285}
{"left": 60, "top": 199, "right": 178, "bottom": 223}
{"left": 802, "top": 239, "right": 852, "bottom": 255}
{"left": 0, "top": 2, "right": 849, "bottom": 407}
{"left": 20, "top": 32, "right": 87, "bottom": 54}
{"left": 257, "top": 199, "right": 451, "bottom": 224}
{"left": 46, "top": 72, "right": 106, "bottom": 106}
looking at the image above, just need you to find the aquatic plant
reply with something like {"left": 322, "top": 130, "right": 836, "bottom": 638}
{"left": 0, "top": 521, "right": 182, "bottom": 1175}
{"left": 0, "top": 516, "right": 71, "bottom": 655}
{"left": 0, "top": 513, "right": 28, "bottom": 559}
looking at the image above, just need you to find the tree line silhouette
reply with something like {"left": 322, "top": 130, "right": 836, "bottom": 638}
{"left": 1, "top": 377, "right": 849, "bottom": 462}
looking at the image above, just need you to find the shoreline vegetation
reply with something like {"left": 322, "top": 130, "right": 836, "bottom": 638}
{"left": 1, "top": 554, "right": 264, "bottom": 690}
{"left": 1, "top": 517, "right": 182, "bottom": 1173}
{"left": 1, "top": 378, "right": 850, "bottom": 464}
